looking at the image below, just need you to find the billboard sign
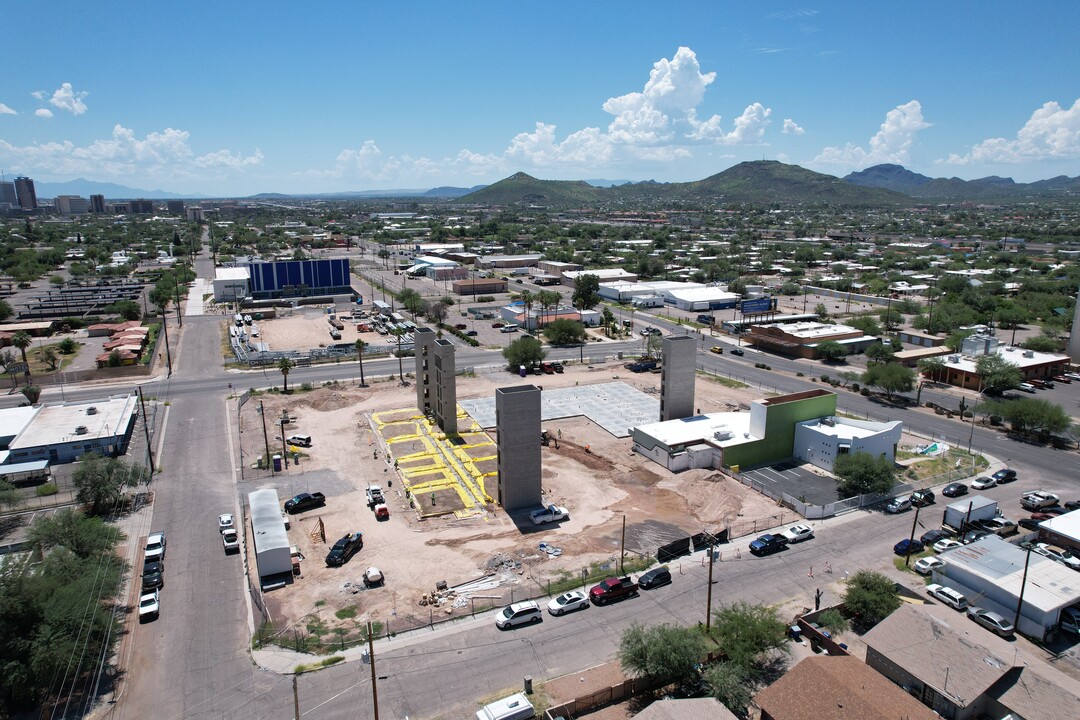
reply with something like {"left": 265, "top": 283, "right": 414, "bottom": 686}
{"left": 740, "top": 297, "right": 773, "bottom": 314}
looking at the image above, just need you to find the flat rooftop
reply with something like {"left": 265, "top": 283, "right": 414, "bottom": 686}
{"left": 9, "top": 395, "right": 138, "bottom": 449}
{"left": 943, "top": 345, "right": 1068, "bottom": 372}
{"left": 634, "top": 412, "right": 756, "bottom": 448}
{"left": 459, "top": 381, "right": 658, "bottom": 438}
{"left": 215, "top": 267, "right": 250, "bottom": 281}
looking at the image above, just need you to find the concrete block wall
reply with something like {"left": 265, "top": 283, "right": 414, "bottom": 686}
{"left": 495, "top": 385, "right": 541, "bottom": 511}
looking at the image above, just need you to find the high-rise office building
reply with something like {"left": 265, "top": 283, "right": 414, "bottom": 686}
{"left": 129, "top": 199, "right": 153, "bottom": 214}
{"left": 0, "top": 181, "right": 16, "bottom": 208}
{"left": 90, "top": 194, "right": 106, "bottom": 213}
{"left": 55, "top": 195, "right": 91, "bottom": 215}
{"left": 166, "top": 199, "right": 185, "bottom": 215}
{"left": 14, "top": 176, "right": 37, "bottom": 209}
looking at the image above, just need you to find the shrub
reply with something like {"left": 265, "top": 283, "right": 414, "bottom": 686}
{"left": 820, "top": 374, "right": 830, "bottom": 383}
{"left": 860, "top": 387, "right": 870, "bottom": 395}
{"left": 850, "top": 383, "right": 860, "bottom": 392}
{"left": 477, "top": 295, "right": 495, "bottom": 302}
{"left": 796, "top": 372, "right": 804, "bottom": 377}
{"left": 36, "top": 482, "right": 59, "bottom": 497}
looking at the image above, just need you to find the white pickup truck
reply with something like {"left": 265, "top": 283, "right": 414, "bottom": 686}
{"left": 529, "top": 504, "right": 569, "bottom": 525}
{"left": 1020, "top": 490, "right": 1059, "bottom": 511}
{"left": 366, "top": 484, "right": 385, "bottom": 508}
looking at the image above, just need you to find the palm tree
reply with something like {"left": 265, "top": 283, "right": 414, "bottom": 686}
{"left": 519, "top": 290, "right": 533, "bottom": 332}
{"left": 355, "top": 338, "right": 367, "bottom": 387}
{"left": 277, "top": 357, "right": 294, "bottom": 393}
{"left": 11, "top": 331, "right": 31, "bottom": 382}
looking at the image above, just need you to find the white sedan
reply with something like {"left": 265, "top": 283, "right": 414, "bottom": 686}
{"left": 934, "top": 539, "right": 963, "bottom": 553}
{"left": 218, "top": 513, "right": 235, "bottom": 533}
{"left": 222, "top": 528, "right": 239, "bottom": 553}
{"left": 138, "top": 590, "right": 160, "bottom": 620}
{"left": 914, "top": 556, "right": 944, "bottom": 576}
{"left": 547, "top": 590, "right": 589, "bottom": 616}
{"left": 971, "top": 476, "right": 997, "bottom": 490}
{"left": 782, "top": 524, "right": 815, "bottom": 543}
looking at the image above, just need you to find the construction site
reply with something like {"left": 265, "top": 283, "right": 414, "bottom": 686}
{"left": 235, "top": 360, "right": 792, "bottom": 650}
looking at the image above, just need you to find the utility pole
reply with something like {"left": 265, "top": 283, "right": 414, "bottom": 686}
{"left": 136, "top": 387, "right": 155, "bottom": 475}
{"left": 368, "top": 621, "right": 380, "bottom": 720}
{"left": 292, "top": 675, "right": 300, "bottom": 720}
{"left": 280, "top": 431, "right": 289, "bottom": 469}
{"left": 904, "top": 503, "right": 922, "bottom": 567}
{"left": 705, "top": 536, "right": 716, "bottom": 631}
{"left": 259, "top": 401, "right": 274, "bottom": 475}
{"left": 174, "top": 278, "right": 183, "bottom": 328}
{"left": 1013, "top": 545, "right": 1033, "bottom": 630}
{"left": 159, "top": 309, "right": 172, "bottom": 377}
{"left": 619, "top": 515, "right": 626, "bottom": 575}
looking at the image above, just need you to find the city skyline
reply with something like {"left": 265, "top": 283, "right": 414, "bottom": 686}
{"left": 0, "top": 2, "right": 1078, "bottom": 197}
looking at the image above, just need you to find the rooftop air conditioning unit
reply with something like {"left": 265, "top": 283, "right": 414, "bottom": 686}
{"left": 74, "top": 425, "right": 88, "bottom": 435}
{"left": 86, "top": 407, "right": 98, "bottom": 415}
{"left": 820, "top": 417, "right": 836, "bottom": 427}
{"left": 1023, "top": 350, "right": 1034, "bottom": 358}
{"left": 948, "top": 355, "right": 960, "bottom": 363}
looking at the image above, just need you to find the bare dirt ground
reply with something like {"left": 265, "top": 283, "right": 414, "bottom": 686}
{"left": 256, "top": 305, "right": 386, "bottom": 354}
{"left": 240, "top": 361, "right": 787, "bottom": 644}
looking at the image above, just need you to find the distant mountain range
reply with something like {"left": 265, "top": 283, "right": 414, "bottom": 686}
{"left": 27, "top": 162, "right": 1080, "bottom": 206}
{"left": 32, "top": 178, "right": 196, "bottom": 200}
{"left": 844, "top": 163, "right": 1080, "bottom": 200}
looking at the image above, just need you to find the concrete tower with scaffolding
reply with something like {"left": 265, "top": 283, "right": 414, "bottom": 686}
{"left": 495, "top": 385, "right": 541, "bottom": 511}
{"left": 415, "top": 327, "right": 458, "bottom": 434}
{"left": 660, "top": 334, "right": 696, "bottom": 421}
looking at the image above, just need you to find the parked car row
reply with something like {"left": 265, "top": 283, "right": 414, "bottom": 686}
{"left": 219, "top": 513, "right": 239, "bottom": 553}
{"left": 496, "top": 566, "right": 673, "bottom": 629}
{"left": 139, "top": 531, "right": 167, "bottom": 622}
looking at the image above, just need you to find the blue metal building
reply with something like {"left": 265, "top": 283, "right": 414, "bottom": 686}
{"left": 245, "top": 258, "right": 352, "bottom": 299}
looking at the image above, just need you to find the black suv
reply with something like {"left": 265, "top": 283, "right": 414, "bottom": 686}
{"left": 142, "top": 560, "right": 164, "bottom": 590}
{"left": 910, "top": 489, "right": 935, "bottom": 507}
{"left": 638, "top": 566, "right": 672, "bottom": 589}
{"left": 325, "top": 532, "right": 364, "bottom": 567}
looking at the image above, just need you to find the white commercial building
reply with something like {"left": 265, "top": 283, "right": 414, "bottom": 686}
{"left": 1038, "top": 509, "right": 1080, "bottom": 553}
{"left": 664, "top": 287, "right": 739, "bottom": 311}
{"left": 248, "top": 488, "right": 292, "bottom": 581}
{"left": 793, "top": 416, "right": 902, "bottom": 472}
{"left": 0, "top": 395, "right": 138, "bottom": 467}
{"left": 598, "top": 281, "right": 655, "bottom": 302}
{"left": 562, "top": 268, "right": 638, "bottom": 287}
{"left": 213, "top": 267, "right": 251, "bottom": 302}
{"left": 935, "top": 535, "right": 1080, "bottom": 641}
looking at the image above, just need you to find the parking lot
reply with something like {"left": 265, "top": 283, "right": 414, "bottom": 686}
{"left": 740, "top": 460, "right": 843, "bottom": 507}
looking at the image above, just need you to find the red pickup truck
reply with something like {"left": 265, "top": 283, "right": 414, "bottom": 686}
{"left": 589, "top": 577, "right": 639, "bottom": 605}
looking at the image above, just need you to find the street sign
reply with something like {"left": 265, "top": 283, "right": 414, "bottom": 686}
{"left": 6, "top": 362, "right": 27, "bottom": 374}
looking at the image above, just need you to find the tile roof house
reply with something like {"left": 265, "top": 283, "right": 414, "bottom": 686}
{"left": 752, "top": 655, "right": 938, "bottom": 720}
{"left": 863, "top": 603, "right": 1080, "bottom": 720}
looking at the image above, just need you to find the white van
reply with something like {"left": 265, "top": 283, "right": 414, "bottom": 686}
{"left": 476, "top": 693, "right": 534, "bottom": 720}
{"left": 286, "top": 435, "right": 312, "bottom": 447}
{"left": 501, "top": 324, "right": 519, "bottom": 333}
{"left": 927, "top": 583, "right": 968, "bottom": 611}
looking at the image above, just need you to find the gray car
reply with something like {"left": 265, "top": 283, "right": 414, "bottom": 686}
{"left": 966, "top": 607, "right": 1014, "bottom": 637}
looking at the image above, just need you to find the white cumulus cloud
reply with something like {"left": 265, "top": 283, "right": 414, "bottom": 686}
{"left": 0, "top": 103, "right": 16, "bottom": 115}
{"left": 782, "top": 118, "right": 805, "bottom": 135}
{"left": 814, "top": 100, "right": 929, "bottom": 168}
{"left": 35, "top": 108, "right": 53, "bottom": 118}
{"left": 0, "top": 124, "right": 259, "bottom": 182}
{"left": 48, "top": 83, "right": 88, "bottom": 115}
{"left": 317, "top": 47, "right": 774, "bottom": 184}
{"left": 945, "top": 98, "right": 1080, "bottom": 165}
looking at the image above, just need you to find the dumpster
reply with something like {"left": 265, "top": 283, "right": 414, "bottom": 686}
{"left": 272, "top": 454, "right": 282, "bottom": 471}
{"left": 789, "top": 625, "right": 802, "bottom": 642}
{"left": 519, "top": 365, "right": 527, "bottom": 378}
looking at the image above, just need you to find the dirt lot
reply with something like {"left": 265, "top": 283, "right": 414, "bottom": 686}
{"left": 240, "top": 362, "right": 786, "bottom": 646}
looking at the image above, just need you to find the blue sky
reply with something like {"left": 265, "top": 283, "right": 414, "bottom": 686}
{"left": 1, "top": 2, "right": 1078, "bottom": 196}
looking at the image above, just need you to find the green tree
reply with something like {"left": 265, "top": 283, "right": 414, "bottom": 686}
{"left": 983, "top": 397, "right": 1071, "bottom": 436}
{"left": 815, "top": 340, "right": 846, "bottom": 362}
{"left": 843, "top": 569, "right": 901, "bottom": 631}
{"left": 617, "top": 622, "right": 707, "bottom": 685}
{"left": 975, "top": 354, "right": 1022, "bottom": 395}
{"left": 709, "top": 602, "right": 788, "bottom": 669}
{"left": 917, "top": 357, "right": 946, "bottom": 380}
{"left": 107, "top": 349, "right": 123, "bottom": 367}
{"left": 38, "top": 346, "right": 58, "bottom": 371}
{"left": 425, "top": 299, "right": 449, "bottom": 325}
{"left": 27, "top": 507, "right": 124, "bottom": 559}
{"left": 106, "top": 299, "right": 142, "bottom": 321}
{"left": 861, "top": 362, "right": 915, "bottom": 399}
{"left": 878, "top": 308, "right": 903, "bottom": 331}
{"left": 72, "top": 454, "right": 149, "bottom": 515}
{"left": 833, "top": 451, "right": 896, "bottom": 497}
{"left": 58, "top": 337, "right": 77, "bottom": 354}
{"left": 816, "top": 609, "right": 850, "bottom": 635}
{"left": 0, "top": 299, "right": 12, "bottom": 322}
{"left": 572, "top": 274, "right": 601, "bottom": 310}
{"left": 1019, "top": 335, "right": 1060, "bottom": 353}
{"left": 543, "top": 319, "right": 587, "bottom": 346}
{"left": 277, "top": 357, "right": 294, "bottom": 393}
{"left": 11, "top": 331, "right": 31, "bottom": 382}
{"left": 814, "top": 302, "right": 829, "bottom": 321}
{"left": 20, "top": 385, "right": 40, "bottom": 404}
{"left": 864, "top": 342, "right": 895, "bottom": 364}
{"left": 0, "top": 479, "right": 19, "bottom": 510}
{"left": 704, "top": 662, "right": 751, "bottom": 718}
{"left": 846, "top": 315, "right": 881, "bottom": 336}
{"left": 502, "top": 335, "right": 546, "bottom": 370}
{"left": 398, "top": 288, "right": 423, "bottom": 317}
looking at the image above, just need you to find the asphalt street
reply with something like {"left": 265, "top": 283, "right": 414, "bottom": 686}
{"left": 19, "top": 258, "right": 1077, "bottom": 719}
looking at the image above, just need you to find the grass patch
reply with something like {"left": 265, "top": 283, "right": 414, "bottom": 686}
{"left": 335, "top": 606, "right": 357, "bottom": 620}
{"left": 893, "top": 547, "right": 934, "bottom": 577}
{"left": 547, "top": 554, "right": 654, "bottom": 596}
{"left": 35, "top": 483, "right": 58, "bottom": 497}
{"left": 294, "top": 655, "right": 345, "bottom": 674}
{"left": 699, "top": 372, "right": 748, "bottom": 389}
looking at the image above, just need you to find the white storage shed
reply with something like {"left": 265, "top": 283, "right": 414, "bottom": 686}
{"left": 249, "top": 488, "right": 292, "bottom": 581}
